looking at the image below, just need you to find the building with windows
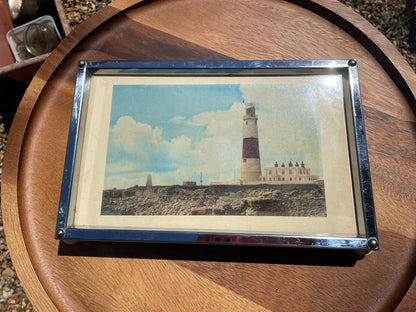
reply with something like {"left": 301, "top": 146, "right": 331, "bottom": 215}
{"left": 258, "top": 160, "right": 319, "bottom": 184}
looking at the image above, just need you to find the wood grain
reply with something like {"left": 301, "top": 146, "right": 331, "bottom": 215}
{"left": 2, "top": 0, "right": 415, "bottom": 311}
{"left": 396, "top": 278, "right": 416, "bottom": 311}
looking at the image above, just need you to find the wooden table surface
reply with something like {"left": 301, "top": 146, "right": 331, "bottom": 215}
{"left": 2, "top": 0, "right": 416, "bottom": 311}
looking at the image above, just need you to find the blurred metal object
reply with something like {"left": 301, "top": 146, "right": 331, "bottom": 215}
{"left": 8, "top": 0, "right": 44, "bottom": 21}
{"left": 24, "top": 22, "right": 60, "bottom": 56}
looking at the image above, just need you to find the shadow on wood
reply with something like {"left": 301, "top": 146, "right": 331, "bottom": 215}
{"left": 58, "top": 240, "right": 363, "bottom": 267}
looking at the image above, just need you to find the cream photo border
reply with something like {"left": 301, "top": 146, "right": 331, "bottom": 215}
{"left": 71, "top": 74, "right": 358, "bottom": 237}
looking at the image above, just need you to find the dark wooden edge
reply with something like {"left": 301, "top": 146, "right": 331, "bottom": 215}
{"left": 0, "top": 54, "right": 49, "bottom": 78}
{"left": 2, "top": 1, "right": 416, "bottom": 310}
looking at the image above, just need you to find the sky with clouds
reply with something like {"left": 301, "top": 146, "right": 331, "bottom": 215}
{"left": 103, "top": 79, "right": 339, "bottom": 189}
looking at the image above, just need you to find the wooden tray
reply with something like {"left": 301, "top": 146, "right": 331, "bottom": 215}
{"left": 2, "top": 0, "right": 416, "bottom": 310}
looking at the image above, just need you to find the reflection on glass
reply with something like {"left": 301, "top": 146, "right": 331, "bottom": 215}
{"left": 16, "top": 41, "right": 32, "bottom": 60}
{"left": 24, "top": 22, "right": 60, "bottom": 56}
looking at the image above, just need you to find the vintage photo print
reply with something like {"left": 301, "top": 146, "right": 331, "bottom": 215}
{"left": 101, "top": 81, "right": 327, "bottom": 217}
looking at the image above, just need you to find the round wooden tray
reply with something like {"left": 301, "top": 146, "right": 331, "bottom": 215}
{"left": 2, "top": 0, "right": 416, "bottom": 311}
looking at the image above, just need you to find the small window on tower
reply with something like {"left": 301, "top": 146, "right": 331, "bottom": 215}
{"left": 243, "top": 158, "right": 247, "bottom": 162}
{"left": 246, "top": 121, "right": 248, "bottom": 125}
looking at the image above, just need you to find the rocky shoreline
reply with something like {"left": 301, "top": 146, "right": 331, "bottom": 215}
{"left": 102, "top": 184, "right": 327, "bottom": 217}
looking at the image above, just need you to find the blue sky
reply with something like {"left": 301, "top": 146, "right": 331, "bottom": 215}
{"left": 103, "top": 80, "right": 336, "bottom": 188}
{"left": 110, "top": 84, "right": 244, "bottom": 142}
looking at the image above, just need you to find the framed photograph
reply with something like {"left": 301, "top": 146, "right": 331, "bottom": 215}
{"left": 55, "top": 60, "right": 378, "bottom": 252}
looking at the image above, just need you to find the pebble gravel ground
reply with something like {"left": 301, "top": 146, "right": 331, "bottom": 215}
{"left": 341, "top": 0, "right": 416, "bottom": 71}
{"left": 0, "top": 124, "right": 33, "bottom": 311}
{"left": 0, "top": 0, "right": 415, "bottom": 311}
{"left": 63, "top": 0, "right": 113, "bottom": 28}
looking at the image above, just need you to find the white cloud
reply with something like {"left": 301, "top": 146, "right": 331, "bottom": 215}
{"left": 104, "top": 103, "right": 245, "bottom": 188}
{"left": 105, "top": 115, "right": 170, "bottom": 183}
{"left": 191, "top": 102, "right": 244, "bottom": 138}
{"left": 170, "top": 116, "right": 186, "bottom": 124}
{"left": 107, "top": 115, "right": 165, "bottom": 161}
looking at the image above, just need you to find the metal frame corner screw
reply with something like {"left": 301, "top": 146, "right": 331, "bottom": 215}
{"left": 367, "top": 237, "right": 378, "bottom": 249}
{"left": 56, "top": 228, "right": 65, "bottom": 238}
{"left": 348, "top": 59, "right": 357, "bottom": 67}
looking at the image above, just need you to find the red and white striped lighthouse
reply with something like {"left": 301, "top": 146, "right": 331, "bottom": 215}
{"left": 240, "top": 103, "right": 261, "bottom": 182}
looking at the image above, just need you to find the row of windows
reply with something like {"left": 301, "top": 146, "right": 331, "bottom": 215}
{"left": 260, "top": 177, "right": 304, "bottom": 182}
{"left": 260, "top": 176, "right": 315, "bottom": 182}
{"left": 267, "top": 169, "right": 310, "bottom": 175}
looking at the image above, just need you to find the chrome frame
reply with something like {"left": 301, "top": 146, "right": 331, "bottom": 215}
{"left": 55, "top": 60, "right": 378, "bottom": 252}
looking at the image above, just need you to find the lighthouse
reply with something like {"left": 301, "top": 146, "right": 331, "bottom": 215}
{"left": 240, "top": 103, "right": 261, "bottom": 183}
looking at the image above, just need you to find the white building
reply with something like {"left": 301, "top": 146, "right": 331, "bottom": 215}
{"left": 258, "top": 161, "right": 319, "bottom": 184}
